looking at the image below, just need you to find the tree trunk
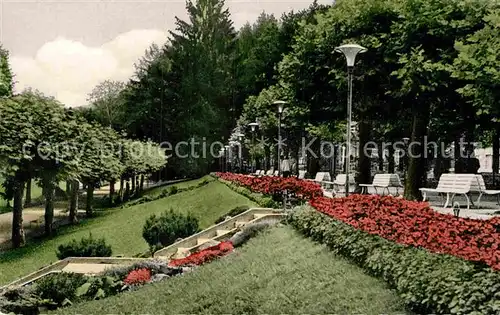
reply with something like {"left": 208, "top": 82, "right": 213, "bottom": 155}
{"left": 388, "top": 145, "right": 395, "bottom": 173}
{"left": 306, "top": 138, "right": 321, "bottom": 176}
{"left": 124, "top": 181, "right": 131, "bottom": 201}
{"left": 404, "top": 104, "right": 430, "bottom": 200}
{"left": 42, "top": 179, "right": 56, "bottom": 235}
{"left": 86, "top": 184, "right": 94, "bottom": 217}
{"left": 119, "top": 177, "right": 124, "bottom": 198}
{"left": 24, "top": 178, "right": 32, "bottom": 207}
{"left": 69, "top": 180, "right": 79, "bottom": 223}
{"left": 355, "top": 120, "right": 371, "bottom": 192}
{"left": 378, "top": 142, "right": 384, "bottom": 172}
{"left": 131, "top": 176, "right": 136, "bottom": 196}
{"left": 139, "top": 175, "right": 145, "bottom": 194}
{"left": 109, "top": 180, "right": 115, "bottom": 205}
{"left": 12, "top": 180, "right": 26, "bottom": 248}
{"left": 493, "top": 126, "right": 500, "bottom": 188}
{"left": 65, "top": 181, "right": 71, "bottom": 199}
{"left": 454, "top": 134, "right": 464, "bottom": 173}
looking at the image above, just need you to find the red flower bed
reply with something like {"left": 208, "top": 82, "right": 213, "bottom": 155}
{"left": 310, "top": 195, "right": 500, "bottom": 270}
{"left": 216, "top": 172, "right": 500, "bottom": 270}
{"left": 168, "top": 241, "right": 234, "bottom": 267}
{"left": 123, "top": 268, "right": 152, "bottom": 285}
{"left": 216, "top": 172, "right": 323, "bottom": 201}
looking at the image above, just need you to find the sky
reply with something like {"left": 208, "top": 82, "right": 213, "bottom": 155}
{"left": 0, "top": 0, "right": 332, "bottom": 107}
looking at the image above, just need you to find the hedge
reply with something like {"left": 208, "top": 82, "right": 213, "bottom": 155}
{"left": 288, "top": 206, "right": 500, "bottom": 315}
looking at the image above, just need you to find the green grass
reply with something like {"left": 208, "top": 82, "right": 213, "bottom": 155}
{"left": 0, "top": 179, "right": 256, "bottom": 285}
{"left": 56, "top": 226, "right": 409, "bottom": 314}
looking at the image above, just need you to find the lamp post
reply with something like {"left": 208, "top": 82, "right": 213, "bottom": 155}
{"left": 273, "top": 100, "right": 286, "bottom": 176}
{"left": 248, "top": 122, "right": 259, "bottom": 173}
{"left": 236, "top": 133, "right": 245, "bottom": 173}
{"left": 219, "top": 148, "right": 224, "bottom": 172}
{"left": 335, "top": 43, "right": 367, "bottom": 196}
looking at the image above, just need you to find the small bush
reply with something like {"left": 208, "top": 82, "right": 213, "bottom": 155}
{"left": 34, "top": 272, "right": 87, "bottom": 305}
{"left": 142, "top": 209, "right": 199, "bottom": 252}
{"left": 215, "top": 205, "right": 250, "bottom": 224}
{"left": 56, "top": 234, "right": 112, "bottom": 259}
{"left": 167, "top": 185, "right": 179, "bottom": 195}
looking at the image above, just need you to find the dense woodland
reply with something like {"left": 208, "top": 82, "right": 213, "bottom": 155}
{"left": 1, "top": 0, "right": 500, "bottom": 247}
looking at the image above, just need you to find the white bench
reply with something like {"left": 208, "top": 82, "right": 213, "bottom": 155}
{"left": 253, "top": 170, "right": 261, "bottom": 176}
{"left": 273, "top": 170, "right": 279, "bottom": 176}
{"left": 360, "top": 173, "right": 403, "bottom": 195}
{"left": 325, "top": 173, "right": 356, "bottom": 195}
{"left": 265, "top": 169, "right": 274, "bottom": 176}
{"left": 420, "top": 174, "right": 490, "bottom": 210}
{"left": 474, "top": 175, "right": 500, "bottom": 205}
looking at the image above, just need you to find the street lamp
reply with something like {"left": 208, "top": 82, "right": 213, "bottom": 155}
{"left": 335, "top": 43, "right": 367, "bottom": 196}
{"left": 273, "top": 100, "right": 286, "bottom": 176}
{"left": 236, "top": 133, "right": 245, "bottom": 173}
{"left": 248, "top": 122, "right": 259, "bottom": 172}
{"left": 224, "top": 145, "right": 230, "bottom": 172}
{"left": 219, "top": 148, "right": 225, "bottom": 172}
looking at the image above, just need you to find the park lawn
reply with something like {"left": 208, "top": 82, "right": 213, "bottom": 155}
{"left": 0, "top": 179, "right": 256, "bottom": 285}
{"left": 57, "top": 226, "right": 409, "bottom": 314}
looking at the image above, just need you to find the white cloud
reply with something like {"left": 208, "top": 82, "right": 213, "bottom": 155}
{"left": 10, "top": 29, "right": 168, "bottom": 107}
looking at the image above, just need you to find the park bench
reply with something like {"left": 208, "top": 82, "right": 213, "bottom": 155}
{"left": 253, "top": 170, "right": 261, "bottom": 176}
{"left": 475, "top": 175, "right": 500, "bottom": 206}
{"left": 421, "top": 174, "right": 500, "bottom": 210}
{"left": 322, "top": 173, "right": 356, "bottom": 196}
{"left": 265, "top": 169, "right": 274, "bottom": 176}
{"left": 274, "top": 170, "right": 279, "bottom": 176}
{"left": 297, "top": 170, "right": 307, "bottom": 179}
{"left": 359, "top": 173, "right": 403, "bottom": 196}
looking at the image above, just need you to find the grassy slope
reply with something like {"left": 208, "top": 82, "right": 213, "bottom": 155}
{"left": 59, "top": 226, "right": 409, "bottom": 314}
{"left": 0, "top": 179, "right": 256, "bottom": 285}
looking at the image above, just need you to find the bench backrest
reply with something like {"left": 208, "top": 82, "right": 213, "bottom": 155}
{"left": 298, "top": 170, "right": 306, "bottom": 179}
{"left": 266, "top": 169, "right": 273, "bottom": 176}
{"left": 274, "top": 170, "right": 279, "bottom": 176}
{"left": 436, "top": 173, "right": 476, "bottom": 192}
{"left": 372, "top": 173, "right": 402, "bottom": 187}
{"left": 314, "top": 172, "right": 331, "bottom": 182}
{"left": 334, "top": 174, "right": 356, "bottom": 185}
{"left": 254, "top": 170, "right": 261, "bottom": 175}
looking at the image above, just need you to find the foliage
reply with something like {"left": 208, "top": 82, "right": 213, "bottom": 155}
{"left": 310, "top": 195, "right": 500, "bottom": 270}
{"left": 214, "top": 205, "right": 250, "bottom": 224}
{"left": 123, "top": 268, "right": 152, "bottom": 286}
{"left": 85, "top": 79, "right": 126, "bottom": 128}
{"left": 288, "top": 206, "right": 500, "bottom": 314}
{"left": 74, "top": 275, "right": 123, "bottom": 300}
{"left": 101, "top": 259, "right": 182, "bottom": 279}
{"left": 56, "top": 234, "right": 112, "bottom": 259}
{"left": 34, "top": 272, "right": 87, "bottom": 305}
{"left": 168, "top": 241, "right": 234, "bottom": 267}
{"left": 0, "top": 45, "right": 13, "bottom": 97}
{"left": 142, "top": 209, "right": 200, "bottom": 251}
{"left": 216, "top": 172, "right": 323, "bottom": 201}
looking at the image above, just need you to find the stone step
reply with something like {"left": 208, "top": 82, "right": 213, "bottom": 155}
{"left": 216, "top": 229, "right": 231, "bottom": 236}
{"left": 197, "top": 238, "right": 212, "bottom": 246}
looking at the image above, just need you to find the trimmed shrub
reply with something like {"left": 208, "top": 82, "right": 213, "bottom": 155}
{"left": 56, "top": 234, "right": 112, "bottom": 259}
{"left": 142, "top": 209, "right": 199, "bottom": 252}
{"left": 214, "top": 205, "right": 250, "bottom": 224}
{"left": 288, "top": 206, "right": 500, "bottom": 314}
